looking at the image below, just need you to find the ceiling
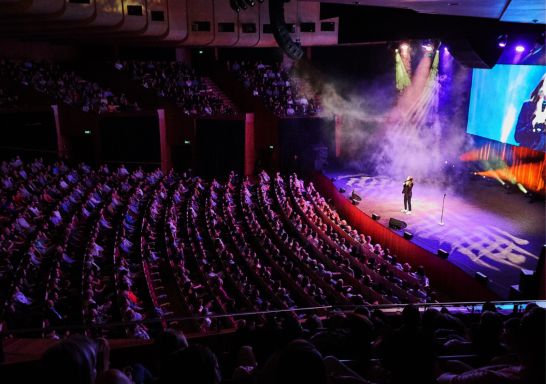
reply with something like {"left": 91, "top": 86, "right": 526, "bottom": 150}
{"left": 308, "top": 0, "right": 546, "bottom": 24}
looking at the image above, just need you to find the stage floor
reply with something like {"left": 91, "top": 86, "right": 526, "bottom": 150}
{"left": 325, "top": 171, "right": 545, "bottom": 298}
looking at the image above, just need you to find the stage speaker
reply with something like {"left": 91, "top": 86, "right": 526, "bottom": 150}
{"left": 269, "top": 0, "right": 304, "bottom": 60}
{"left": 475, "top": 271, "right": 488, "bottom": 285}
{"left": 519, "top": 268, "right": 536, "bottom": 298}
{"left": 403, "top": 231, "right": 413, "bottom": 240}
{"left": 437, "top": 249, "right": 449, "bottom": 259}
{"left": 388, "top": 218, "right": 407, "bottom": 230}
{"left": 351, "top": 190, "right": 362, "bottom": 201}
{"left": 371, "top": 213, "right": 380, "bottom": 220}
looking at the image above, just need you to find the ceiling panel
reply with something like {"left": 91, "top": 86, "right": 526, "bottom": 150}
{"left": 501, "top": 0, "right": 546, "bottom": 24}
{"left": 309, "top": 0, "right": 544, "bottom": 22}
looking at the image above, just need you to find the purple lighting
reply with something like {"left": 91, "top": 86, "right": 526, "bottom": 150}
{"left": 515, "top": 45, "right": 525, "bottom": 53}
{"left": 443, "top": 46, "right": 449, "bottom": 53}
{"left": 498, "top": 41, "right": 507, "bottom": 48}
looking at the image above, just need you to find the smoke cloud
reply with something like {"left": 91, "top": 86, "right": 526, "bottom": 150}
{"left": 295, "top": 51, "right": 474, "bottom": 188}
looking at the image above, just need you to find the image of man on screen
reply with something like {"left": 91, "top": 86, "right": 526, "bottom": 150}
{"left": 515, "top": 74, "right": 546, "bottom": 152}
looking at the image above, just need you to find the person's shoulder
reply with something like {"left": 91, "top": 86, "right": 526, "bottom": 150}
{"left": 519, "top": 100, "right": 534, "bottom": 113}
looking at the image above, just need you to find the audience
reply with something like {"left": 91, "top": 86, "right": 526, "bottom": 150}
{"left": 32, "top": 304, "right": 544, "bottom": 384}
{"left": 115, "top": 60, "right": 236, "bottom": 116}
{"left": 1, "top": 157, "right": 543, "bottom": 384}
{"left": 0, "top": 59, "right": 138, "bottom": 113}
{"left": 228, "top": 60, "right": 320, "bottom": 117}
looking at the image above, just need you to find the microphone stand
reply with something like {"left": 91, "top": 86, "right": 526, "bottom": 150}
{"left": 439, "top": 193, "right": 446, "bottom": 226}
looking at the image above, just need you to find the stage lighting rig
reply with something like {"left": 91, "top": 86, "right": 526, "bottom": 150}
{"left": 497, "top": 34, "right": 508, "bottom": 48}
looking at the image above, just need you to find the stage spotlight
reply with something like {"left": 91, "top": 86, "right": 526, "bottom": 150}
{"left": 422, "top": 40, "right": 434, "bottom": 52}
{"left": 475, "top": 271, "right": 488, "bottom": 285}
{"left": 515, "top": 45, "right": 525, "bottom": 53}
{"left": 403, "top": 231, "right": 413, "bottom": 240}
{"left": 443, "top": 46, "right": 449, "bottom": 53}
{"left": 371, "top": 213, "right": 380, "bottom": 220}
{"left": 350, "top": 190, "right": 362, "bottom": 201}
{"left": 400, "top": 43, "right": 409, "bottom": 51}
{"left": 437, "top": 249, "right": 449, "bottom": 259}
{"left": 497, "top": 34, "right": 508, "bottom": 48}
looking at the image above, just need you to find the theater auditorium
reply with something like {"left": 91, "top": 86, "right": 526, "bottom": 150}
{"left": 0, "top": 1, "right": 544, "bottom": 383}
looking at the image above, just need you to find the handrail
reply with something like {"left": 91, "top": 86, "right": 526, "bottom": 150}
{"left": 2, "top": 300, "right": 543, "bottom": 338}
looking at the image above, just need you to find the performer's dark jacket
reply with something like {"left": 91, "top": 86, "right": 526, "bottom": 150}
{"left": 402, "top": 182, "right": 413, "bottom": 196}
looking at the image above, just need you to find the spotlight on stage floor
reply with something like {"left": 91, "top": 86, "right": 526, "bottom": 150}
{"left": 475, "top": 272, "right": 489, "bottom": 285}
{"left": 371, "top": 213, "right": 380, "bottom": 220}
{"left": 403, "top": 231, "right": 413, "bottom": 240}
{"left": 437, "top": 249, "right": 449, "bottom": 259}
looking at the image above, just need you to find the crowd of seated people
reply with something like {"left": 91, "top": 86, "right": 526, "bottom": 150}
{"left": 33, "top": 302, "right": 545, "bottom": 384}
{"left": 0, "top": 158, "right": 172, "bottom": 339}
{"left": 1, "top": 159, "right": 445, "bottom": 341}
{"left": 2, "top": 158, "right": 545, "bottom": 384}
{"left": 114, "top": 60, "right": 236, "bottom": 117}
{"left": 0, "top": 59, "right": 139, "bottom": 113}
{"left": 292, "top": 175, "right": 434, "bottom": 303}
{"left": 227, "top": 60, "right": 320, "bottom": 117}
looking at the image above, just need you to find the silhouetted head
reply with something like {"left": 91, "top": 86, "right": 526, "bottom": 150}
{"left": 41, "top": 335, "right": 97, "bottom": 384}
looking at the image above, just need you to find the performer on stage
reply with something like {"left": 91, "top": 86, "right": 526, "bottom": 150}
{"left": 401, "top": 176, "right": 413, "bottom": 214}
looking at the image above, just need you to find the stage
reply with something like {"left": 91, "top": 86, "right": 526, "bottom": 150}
{"left": 325, "top": 170, "right": 545, "bottom": 298}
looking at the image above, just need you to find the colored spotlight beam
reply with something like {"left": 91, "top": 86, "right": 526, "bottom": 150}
{"left": 395, "top": 50, "right": 411, "bottom": 91}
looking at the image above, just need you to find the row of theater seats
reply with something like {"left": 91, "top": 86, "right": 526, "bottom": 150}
{"left": 1, "top": 158, "right": 435, "bottom": 340}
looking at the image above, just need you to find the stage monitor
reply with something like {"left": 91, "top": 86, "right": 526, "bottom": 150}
{"left": 467, "top": 64, "right": 546, "bottom": 152}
